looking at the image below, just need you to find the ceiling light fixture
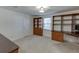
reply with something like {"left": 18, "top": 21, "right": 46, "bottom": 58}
{"left": 39, "top": 7, "right": 44, "bottom": 13}
{"left": 36, "top": 6, "right": 48, "bottom": 13}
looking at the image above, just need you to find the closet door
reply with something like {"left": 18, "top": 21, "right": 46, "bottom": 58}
{"left": 33, "top": 17, "right": 43, "bottom": 36}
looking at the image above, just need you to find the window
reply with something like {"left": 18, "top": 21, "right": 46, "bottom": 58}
{"left": 43, "top": 18, "right": 52, "bottom": 30}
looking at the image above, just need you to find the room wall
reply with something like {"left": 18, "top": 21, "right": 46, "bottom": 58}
{"left": 0, "top": 8, "right": 32, "bottom": 41}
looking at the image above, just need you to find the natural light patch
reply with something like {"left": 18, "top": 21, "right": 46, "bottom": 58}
{"left": 43, "top": 18, "right": 52, "bottom": 30}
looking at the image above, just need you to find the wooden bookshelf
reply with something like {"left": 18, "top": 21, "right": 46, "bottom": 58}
{"left": 33, "top": 17, "right": 43, "bottom": 36}
{"left": 52, "top": 13, "right": 79, "bottom": 42}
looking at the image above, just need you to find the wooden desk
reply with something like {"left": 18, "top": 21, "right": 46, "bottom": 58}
{"left": 0, "top": 34, "right": 19, "bottom": 53}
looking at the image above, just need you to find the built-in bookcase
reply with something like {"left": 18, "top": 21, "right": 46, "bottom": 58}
{"left": 52, "top": 13, "right": 79, "bottom": 42}
{"left": 53, "top": 14, "right": 79, "bottom": 33}
{"left": 33, "top": 17, "right": 43, "bottom": 36}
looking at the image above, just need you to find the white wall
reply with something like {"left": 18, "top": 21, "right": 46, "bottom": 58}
{"left": 0, "top": 8, "right": 32, "bottom": 41}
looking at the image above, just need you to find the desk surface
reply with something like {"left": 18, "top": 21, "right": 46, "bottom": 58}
{"left": 0, "top": 34, "right": 19, "bottom": 53}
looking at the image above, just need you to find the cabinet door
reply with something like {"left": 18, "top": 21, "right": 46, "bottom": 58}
{"left": 54, "top": 25, "right": 61, "bottom": 31}
{"left": 75, "top": 15, "right": 79, "bottom": 24}
{"left": 53, "top": 16, "right": 62, "bottom": 31}
{"left": 34, "top": 19, "right": 38, "bottom": 28}
{"left": 62, "top": 16, "right": 72, "bottom": 32}
{"left": 38, "top": 18, "right": 43, "bottom": 28}
{"left": 63, "top": 25, "right": 72, "bottom": 32}
{"left": 52, "top": 31, "right": 64, "bottom": 42}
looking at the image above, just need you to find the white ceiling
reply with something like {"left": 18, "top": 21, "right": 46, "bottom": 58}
{"left": 1, "top": 6, "right": 79, "bottom": 16}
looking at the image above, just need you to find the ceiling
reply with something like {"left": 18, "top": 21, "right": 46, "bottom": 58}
{"left": 1, "top": 6, "right": 79, "bottom": 16}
